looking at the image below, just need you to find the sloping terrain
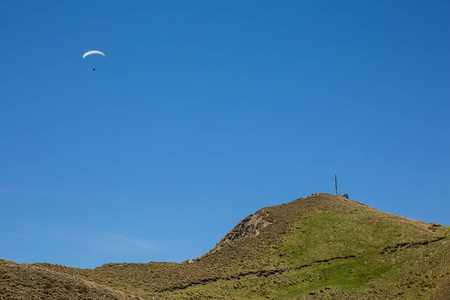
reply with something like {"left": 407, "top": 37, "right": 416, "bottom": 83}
{"left": 0, "top": 259, "right": 142, "bottom": 300}
{"left": 2, "top": 193, "right": 449, "bottom": 299}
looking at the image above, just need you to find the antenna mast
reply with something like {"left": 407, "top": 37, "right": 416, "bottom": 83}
{"left": 334, "top": 174, "right": 338, "bottom": 195}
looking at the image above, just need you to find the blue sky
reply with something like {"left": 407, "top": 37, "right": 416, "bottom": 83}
{"left": 1, "top": 1, "right": 448, "bottom": 268}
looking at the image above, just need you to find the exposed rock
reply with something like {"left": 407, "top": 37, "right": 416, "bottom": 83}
{"left": 202, "top": 212, "right": 272, "bottom": 257}
{"left": 429, "top": 223, "right": 443, "bottom": 232}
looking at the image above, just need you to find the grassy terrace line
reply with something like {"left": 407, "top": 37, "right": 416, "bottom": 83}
{"left": 158, "top": 255, "right": 358, "bottom": 292}
{"left": 1, "top": 193, "right": 449, "bottom": 299}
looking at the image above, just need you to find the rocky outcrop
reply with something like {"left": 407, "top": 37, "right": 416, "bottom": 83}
{"left": 202, "top": 212, "right": 272, "bottom": 257}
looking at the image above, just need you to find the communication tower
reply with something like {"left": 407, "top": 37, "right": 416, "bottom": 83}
{"left": 334, "top": 174, "right": 338, "bottom": 195}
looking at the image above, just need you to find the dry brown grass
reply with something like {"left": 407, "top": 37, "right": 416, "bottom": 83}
{"left": 0, "top": 258, "right": 146, "bottom": 299}
{"left": 2, "top": 193, "right": 449, "bottom": 299}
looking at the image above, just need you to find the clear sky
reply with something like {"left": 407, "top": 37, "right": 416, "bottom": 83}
{"left": 1, "top": 1, "right": 448, "bottom": 269}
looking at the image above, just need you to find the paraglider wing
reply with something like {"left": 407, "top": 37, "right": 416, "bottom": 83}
{"left": 82, "top": 50, "right": 106, "bottom": 59}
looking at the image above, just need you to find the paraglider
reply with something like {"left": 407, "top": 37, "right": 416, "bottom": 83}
{"left": 83, "top": 50, "right": 105, "bottom": 71}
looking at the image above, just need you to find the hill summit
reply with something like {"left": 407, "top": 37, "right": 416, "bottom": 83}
{"left": 1, "top": 193, "right": 449, "bottom": 299}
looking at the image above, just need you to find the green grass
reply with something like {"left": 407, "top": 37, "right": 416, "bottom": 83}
{"left": 6, "top": 193, "right": 448, "bottom": 300}
{"left": 163, "top": 197, "right": 449, "bottom": 299}
{"left": 277, "top": 209, "right": 439, "bottom": 260}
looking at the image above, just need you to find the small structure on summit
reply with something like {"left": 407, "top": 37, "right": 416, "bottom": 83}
{"left": 334, "top": 175, "right": 349, "bottom": 199}
{"left": 334, "top": 174, "right": 338, "bottom": 195}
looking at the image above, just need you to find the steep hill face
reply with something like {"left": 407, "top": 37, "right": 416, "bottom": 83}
{"left": 206, "top": 212, "right": 272, "bottom": 255}
{"left": 2, "top": 193, "right": 449, "bottom": 299}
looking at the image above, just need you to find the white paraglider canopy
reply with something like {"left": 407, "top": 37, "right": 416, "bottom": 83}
{"left": 82, "top": 50, "right": 106, "bottom": 59}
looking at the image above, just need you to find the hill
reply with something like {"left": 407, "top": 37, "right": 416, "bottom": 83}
{"left": 2, "top": 193, "right": 449, "bottom": 299}
{"left": 0, "top": 259, "right": 141, "bottom": 299}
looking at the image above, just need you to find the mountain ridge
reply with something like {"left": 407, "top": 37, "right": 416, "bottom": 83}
{"left": 1, "top": 193, "right": 449, "bottom": 299}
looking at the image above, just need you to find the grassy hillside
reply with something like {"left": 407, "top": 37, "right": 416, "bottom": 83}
{"left": 0, "top": 259, "right": 141, "bottom": 299}
{"left": 2, "top": 193, "right": 449, "bottom": 299}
